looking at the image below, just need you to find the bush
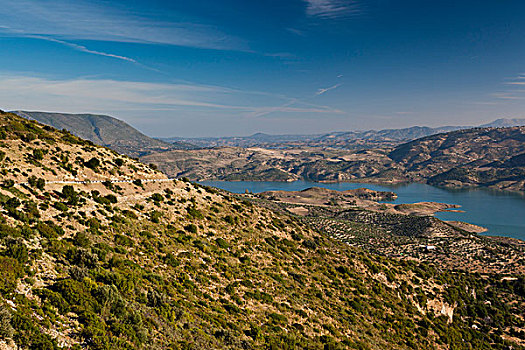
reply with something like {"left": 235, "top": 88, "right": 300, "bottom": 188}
{"left": 187, "top": 206, "right": 203, "bottom": 219}
{"left": 36, "top": 178, "right": 45, "bottom": 190}
{"left": 62, "top": 185, "right": 78, "bottom": 205}
{"left": 53, "top": 202, "right": 68, "bottom": 212}
{"left": 149, "top": 211, "right": 163, "bottom": 223}
{"left": 215, "top": 238, "right": 229, "bottom": 249}
{"left": 1, "top": 180, "right": 14, "bottom": 188}
{"left": 0, "top": 257, "right": 22, "bottom": 294}
{"left": 151, "top": 193, "right": 164, "bottom": 202}
{"left": 73, "top": 232, "right": 91, "bottom": 248}
{"left": 36, "top": 222, "right": 64, "bottom": 239}
{"left": 184, "top": 224, "right": 198, "bottom": 233}
{"left": 84, "top": 157, "right": 100, "bottom": 170}
{"left": 4, "top": 239, "right": 29, "bottom": 264}
{"left": 32, "top": 149, "right": 44, "bottom": 161}
{"left": 114, "top": 234, "right": 134, "bottom": 247}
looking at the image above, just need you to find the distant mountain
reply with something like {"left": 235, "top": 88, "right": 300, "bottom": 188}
{"left": 162, "top": 125, "right": 468, "bottom": 149}
{"left": 162, "top": 132, "right": 319, "bottom": 148}
{"left": 163, "top": 119, "right": 525, "bottom": 150}
{"left": 13, "top": 111, "right": 192, "bottom": 157}
{"left": 146, "top": 126, "right": 525, "bottom": 192}
{"left": 480, "top": 118, "right": 525, "bottom": 128}
{"left": 389, "top": 126, "right": 525, "bottom": 191}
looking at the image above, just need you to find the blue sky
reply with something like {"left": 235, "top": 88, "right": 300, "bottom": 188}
{"left": 1, "top": 0, "right": 525, "bottom": 137}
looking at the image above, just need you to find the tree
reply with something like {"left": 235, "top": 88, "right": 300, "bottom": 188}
{"left": 4, "top": 197, "right": 20, "bottom": 212}
{"left": 62, "top": 185, "right": 78, "bottom": 205}
{"left": 36, "top": 178, "right": 45, "bottom": 190}
{"left": 27, "top": 175, "right": 37, "bottom": 188}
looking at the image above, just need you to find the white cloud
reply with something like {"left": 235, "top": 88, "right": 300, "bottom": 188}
{"left": 0, "top": 0, "right": 245, "bottom": 51}
{"left": 316, "top": 83, "right": 342, "bottom": 95}
{"left": 28, "top": 35, "right": 138, "bottom": 63}
{"left": 304, "top": 0, "right": 360, "bottom": 19}
{"left": 0, "top": 75, "right": 342, "bottom": 118}
{"left": 491, "top": 75, "right": 525, "bottom": 101}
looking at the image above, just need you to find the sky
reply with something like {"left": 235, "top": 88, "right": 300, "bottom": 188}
{"left": 1, "top": 0, "right": 525, "bottom": 137}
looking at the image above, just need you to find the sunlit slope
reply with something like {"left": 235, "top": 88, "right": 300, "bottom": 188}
{"left": 0, "top": 112, "right": 522, "bottom": 349}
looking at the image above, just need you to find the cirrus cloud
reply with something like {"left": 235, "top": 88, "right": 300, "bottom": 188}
{"left": 304, "top": 0, "right": 361, "bottom": 19}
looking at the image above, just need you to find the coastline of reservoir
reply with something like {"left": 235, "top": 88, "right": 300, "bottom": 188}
{"left": 200, "top": 180, "right": 525, "bottom": 241}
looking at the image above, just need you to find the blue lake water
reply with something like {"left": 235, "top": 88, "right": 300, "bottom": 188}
{"left": 199, "top": 180, "right": 525, "bottom": 241}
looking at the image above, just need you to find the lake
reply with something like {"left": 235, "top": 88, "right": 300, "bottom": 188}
{"left": 199, "top": 180, "right": 525, "bottom": 241}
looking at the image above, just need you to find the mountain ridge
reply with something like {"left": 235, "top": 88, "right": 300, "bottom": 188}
{"left": 12, "top": 111, "right": 192, "bottom": 157}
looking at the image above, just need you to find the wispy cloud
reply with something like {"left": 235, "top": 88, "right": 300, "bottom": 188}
{"left": 28, "top": 35, "right": 137, "bottom": 63}
{"left": 304, "top": 0, "right": 361, "bottom": 19}
{"left": 0, "top": 75, "right": 342, "bottom": 118}
{"left": 316, "top": 83, "right": 342, "bottom": 96}
{"left": 0, "top": 0, "right": 245, "bottom": 51}
{"left": 492, "top": 92, "right": 525, "bottom": 100}
{"left": 491, "top": 75, "right": 525, "bottom": 101}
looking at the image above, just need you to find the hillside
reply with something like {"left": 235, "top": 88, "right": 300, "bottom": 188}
{"left": 0, "top": 111, "right": 523, "bottom": 349}
{"left": 145, "top": 127, "right": 525, "bottom": 192}
{"left": 389, "top": 127, "right": 525, "bottom": 190}
{"left": 13, "top": 111, "right": 191, "bottom": 157}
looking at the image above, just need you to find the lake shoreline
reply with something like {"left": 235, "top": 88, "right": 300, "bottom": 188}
{"left": 199, "top": 180, "right": 525, "bottom": 241}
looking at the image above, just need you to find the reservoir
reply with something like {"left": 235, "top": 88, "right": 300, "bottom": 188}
{"left": 199, "top": 180, "right": 525, "bottom": 241}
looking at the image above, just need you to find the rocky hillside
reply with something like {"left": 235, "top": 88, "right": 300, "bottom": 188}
{"left": 145, "top": 127, "right": 525, "bottom": 192}
{"left": 13, "top": 111, "right": 191, "bottom": 157}
{"left": 140, "top": 147, "right": 397, "bottom": 182}
{"left": 390, "top": 127, "right": 525, "bottom": 190}
{"left": 0, "top": 111, "right": 523, "bottom": 349}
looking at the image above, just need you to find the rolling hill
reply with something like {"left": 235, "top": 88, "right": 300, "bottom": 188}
{"left": 144, "top": 127, "right": 525, "bottom": 192}
{"left": 12, "top": 111, "right": 191, "bottom": 157}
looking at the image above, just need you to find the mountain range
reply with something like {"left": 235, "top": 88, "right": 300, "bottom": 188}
{"left": 144, "top": 126, "right": 525, "bottom": 192}
{"left": 11, "top": 110, "right": 525, "bottom": 152}
{"left": 162, "top": 118, "right": 525, "bottom": 149}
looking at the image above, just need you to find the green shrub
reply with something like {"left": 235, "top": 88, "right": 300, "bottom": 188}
{"left": 215, "top": 238, "right": 229, "bottom": 249}
{"left": 84, "top": 157, "right": 100, "bottom": 170}
{"left": 3, "top": 239, "right": 29, "bottom": 264}
{"left": 0, "top": 256, "right": 22, "bottom": 294}
{"left": 32, "top": 149, "right": 44, "bottom": 161}
{"left": 184, "top": 224, "right": 198, "bottom": 234}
